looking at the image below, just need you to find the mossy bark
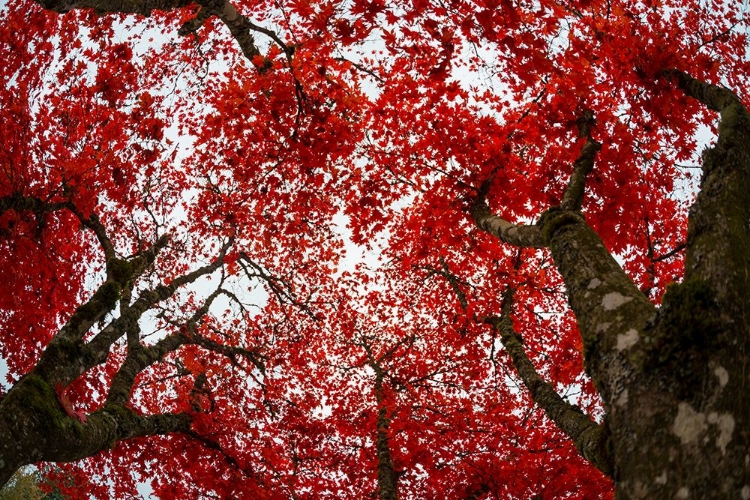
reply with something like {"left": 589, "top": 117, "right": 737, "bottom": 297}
{"left": 0, "top": 234, "right": 229, "bottom": 488}
{"left": 540, "top": 75, "right": 750, "bottom": 498}
{"left": 473, "top": 72, "right": 750, "bottom": 499}
{"left": 0, "top": 374, "right": 192, "bottom": 487}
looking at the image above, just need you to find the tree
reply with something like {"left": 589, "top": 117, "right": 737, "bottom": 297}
{"left": 0, "top": 468, "right": 45, "bottom": 500}
{"left": 0, "top": 0, "right": 748, "bottom": 497}
{"left": 0, "top": 467, "right": 65, "bottom": 500}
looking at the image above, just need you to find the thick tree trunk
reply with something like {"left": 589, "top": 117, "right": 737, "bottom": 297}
{"left": 474, "top": 74, "right": 750, "bottom": 499}
{"left": 539, "top": 78, "right": 750, "bottom": 498}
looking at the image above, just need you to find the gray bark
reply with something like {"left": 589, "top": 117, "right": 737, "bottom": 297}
{"left": 474, "top": 73, "right": 750, "bottom": 498}
{"left": 486, "top": 292, "right": 613, "bottom": 476}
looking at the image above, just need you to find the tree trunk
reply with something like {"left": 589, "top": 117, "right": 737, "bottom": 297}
{"left": 374, "top": 371, "right": 399, "bottom": 500}
{"left": 542, "top": 75, "right": 750, "bottom": 498}
{"left": 473, "top": 72, "right": 750, "bottom": 499}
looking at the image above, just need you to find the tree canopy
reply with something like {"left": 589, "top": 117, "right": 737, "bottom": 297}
{"left": 1, "top": 0, "right": 749, "bottom": 498}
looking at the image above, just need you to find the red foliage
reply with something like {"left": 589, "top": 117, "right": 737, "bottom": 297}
{"left": 55, "top": 383, "right": 87, "bottom": 423}
{"left": 1, "top": 0, "right": 748, "bottom": 497}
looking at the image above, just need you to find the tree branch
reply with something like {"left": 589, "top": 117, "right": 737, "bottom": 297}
{"left": 84, "top": 239, "right": 232, "bottom": 361}
{"left": 0, "top": 193, "right": 69, "bottom": 218}
{"left": 662, "top": 69, "right": 742, "bottom": 112}
{"left": 470, "top": 200, "right": 546, "bottom": 248}
{"left": 360, "top": 340, "right": 399, "bottom": 500}
{"left": 471, "top": 111, "right": 600, "bottom": 246}
{"left": 36, "top": 0, "right": 193, "bottom": 15}
{"left": 417, "top": 257, "right": 470, "bottom": 313}
{"left": 37, "top": 0, "right": 291, "bottom": 67}
{"left": 560, "top": 111, "right": 601, "bottom": 212}
{"left": 486, "top": 291, "right": 613, "bottom": 476}
{"left": 71, "top": 209, "right": 117, "bottom": 263}
{"left": 237, "top": 254, "right": 317, "bottom": 319}
{"left": 185, "top": 431, "right": 265, "bottom": 486}
{"left": 181, "top": 0, "right": 264, "bottom": 62}
{"left": 35, "top": 238, "right": 232, "bottom": 387}
{"left": 0, "top": 373, "right": 191, "bottom": 485}
{"left": 537, "top": 207, "right": 656, "bottom": 397}
{"left": 662, "top": 69, "right": 750, "bottom": 311}
{"left": 107, "top": 282, "right": 265, "bottom": 406}
{"left": 470, "top": 138, "right": 653, "bottom": 406}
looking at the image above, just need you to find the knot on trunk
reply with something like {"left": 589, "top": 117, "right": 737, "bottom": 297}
{"left": 538, "top": 207, "right": 585, "bottom": 243}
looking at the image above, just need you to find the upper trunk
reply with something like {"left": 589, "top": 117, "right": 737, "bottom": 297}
{"left": 542, "top": 74, "right": 750, "bottom": 498}
{"left": 472, "top": 73, "right": 750, "bottom": 499}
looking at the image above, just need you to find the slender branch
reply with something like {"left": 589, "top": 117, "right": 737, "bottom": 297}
{"left": 184, "top": 0, "right": 262, "bottom": 61}
{"left": 486, "top": 291, "right": 614, "bottom": 476}
{"left": 0, "top": 194, "right": 118, "bottom": 261}
{"left": 189, "top": 327, "right": 267, "bottom": 374}
{"left": 71, "top": 209, "right": 117, "bottom": 262}
{"left": 560, "top": 111, "right": 602, "bottom": 212}
{"left": 237, "top": 254, "right": 317, "bottom": 319}
{"left": 335, "top": 57, "right": 385, "bottom": 83}
{"left": 186, "top": 431, "right": 264, "bottom": 486}
{"left": 418, "top": 257, "right": 470, "bottom": 312}
{"left": 85, "top": 239, "right": 232, "bottom": 356}
{"left": 653, "top": 242, "right": 686, "bottom": 263}
{"left": 439, "top": 257, "right": 469, "bottom": 312}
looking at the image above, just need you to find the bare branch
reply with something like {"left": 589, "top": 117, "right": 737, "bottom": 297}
{"left": 183, "top": 0, "right": 263, "bottom": 61}
{"left": 653, "top": 242, "right": 686, "bottom": 263}
{"left": 37, "top": 0, "right": 290, "bottom": 69}
{"left": 335, "top": 57, "right": 385, "bottom": 83}
{"left": 0, "top": 193, "right": 118, "bottom": 262}
{"left": 186, "top": 431, "right": 265, "bottom": 486}
{"left": 238, "top": 254, "right": 317, "bottom": 319}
